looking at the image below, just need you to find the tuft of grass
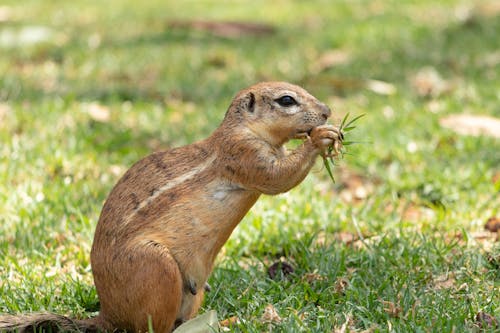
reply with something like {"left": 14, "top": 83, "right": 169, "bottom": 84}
{"left": 322, "top": 112, "right": 366, "bottom": 183}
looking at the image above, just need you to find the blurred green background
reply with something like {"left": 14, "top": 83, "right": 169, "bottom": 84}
{"left": 1, "top": 0, "right": 499, "bottom": 331}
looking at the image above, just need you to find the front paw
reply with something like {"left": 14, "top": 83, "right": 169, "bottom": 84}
{"left": 309, "top": 125, "right": 343, "bottom": 154}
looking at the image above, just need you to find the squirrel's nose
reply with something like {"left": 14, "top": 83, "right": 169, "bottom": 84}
{"left": 320, "top": 103, "right": 331, "bottom": 120}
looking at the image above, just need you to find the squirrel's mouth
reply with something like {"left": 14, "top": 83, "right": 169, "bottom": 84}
{"left": 292, "top": 127, "right": 314, "bottom": 139}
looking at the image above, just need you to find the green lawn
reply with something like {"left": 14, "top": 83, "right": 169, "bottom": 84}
{"left": 1, "top": 0, "right": 499, "bottom": 332}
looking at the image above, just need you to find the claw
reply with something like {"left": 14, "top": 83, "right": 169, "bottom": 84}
{"left": 324, "top": 152, "right": 338, "bottom": 158}
{"left": 334, "top": 140, "right": 342, "bottom": 154}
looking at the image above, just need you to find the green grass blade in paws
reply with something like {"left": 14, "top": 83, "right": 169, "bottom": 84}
{"left": 322, "top": 113, "right": 365, "bottom": 184}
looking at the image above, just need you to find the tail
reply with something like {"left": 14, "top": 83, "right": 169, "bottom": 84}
{"left": 0, "top": 313, "right": 101, "bottom": 333}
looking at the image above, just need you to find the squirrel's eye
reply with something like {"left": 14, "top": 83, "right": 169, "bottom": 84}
{"left": 275, "top": 95, "right": 297, "bottom": 107}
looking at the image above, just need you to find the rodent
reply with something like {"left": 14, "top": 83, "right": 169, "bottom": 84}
{"left": 0, "top": 82, "right": 342, "bottom": 333}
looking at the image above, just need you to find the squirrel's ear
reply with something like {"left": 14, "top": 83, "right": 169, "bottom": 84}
{"left": 246, "top": 92, "right": 255, "bottom": 113}
{"left": 225, "top": 91, "right": 256, "bottom": 120}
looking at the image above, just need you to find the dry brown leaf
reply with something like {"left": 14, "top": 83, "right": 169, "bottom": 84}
{"left": 334, "top": 315, "right": 374, "bottom": 333}
{"left": 335, "top": 232, "right": 358, "bottom": 245}
{"left": 338, "top": 170, "right": 375, "bottom": 203}
{"left": 302, "top": 271, "right": 325, "bottom": 283}
{"left": 411, "top": 67, "right": 451, "bottom": 97}
{"left": 315, "top": 230, "right": 374, "bottom": 248}
{"left": 85, "top": 102, "right": 111, "bottom": 122}
{"left": 109, "top": 165, "right": 125, "bottom": 177}
{"left": 261, "top": 304, "right": 282, "bottom": 324}
{"left": 381, "top": 300, "right": 402, "bottom": 318}
{"left": 485, "top": 217, "right": 500, "bottom": 233}
{"left": 351, "top": 235, "right": 382, "bottom": 250}
{"left": 402, "top": 205, "right": 421, "bottom": 222}
{"left": 474, "top": 1, "right": 500, "bottom": 18}
{"left": 219, "top": 316, "right": 240, "bottom": 327}
{"left": 314, "top": 231, "right": 327, "bottom": 246}
{"left": 334, "top": 277, "right": 349, "bottom": 295}
{"left": 475, "top": 312, "right": 499, "bottom": 329}
{"left": 168, "top": 20, "right": 275, "bottom": 39}
{"left": 432, "top": 273, "right": 456, "bottom": 290}
{"left": 0, "top": 6, "right": 11, "bottom": 23}
{"left": 311, "top": 49, "right": 352, "bottom": 73}
{"left": 365, "top": 79, "right": 396, "bottom": 95}
{"left": 402, "top": 204, "right": 436, "bottom": 222}
{"left": 333, "top": 314, "right": 355, "bottom": 333}
{"left": 439, "top": 114, "right": 500, "bottom": 138}
{"left": 471, "top": 231, "right": 499, "bottom": 251}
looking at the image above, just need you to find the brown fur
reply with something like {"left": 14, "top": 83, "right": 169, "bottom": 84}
{"left": 0, "top": 82, "right": 342, "bottom": 333}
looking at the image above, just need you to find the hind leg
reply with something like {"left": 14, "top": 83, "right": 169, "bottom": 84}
{"left": 92, "top": 243, "right": 183, "bottom": 333}
{"left": 128, "top": 254, "right": 184, "bottom": 333}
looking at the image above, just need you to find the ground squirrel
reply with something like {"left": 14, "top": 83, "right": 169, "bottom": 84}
{"left": 0, "top": 82, "right": 342, "bottom": 333}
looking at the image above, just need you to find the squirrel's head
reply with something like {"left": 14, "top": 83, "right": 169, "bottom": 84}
{"left": 223, "top": 81, "right": 331, "bottom": 146}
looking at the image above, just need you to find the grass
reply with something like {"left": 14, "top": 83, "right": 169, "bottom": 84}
{"left": 322, "top": 112, "right": 366, "bottom": 183}
{"left": 1, "top": 0, "right": 499, "bottom": 331}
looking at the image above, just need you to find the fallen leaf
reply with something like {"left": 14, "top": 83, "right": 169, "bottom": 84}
{"left": 314, "top": 231, "right": 327, "bottom": 246}
{"left": 333, "top": 314, "right": 355, "bottom": 333}
{"left": 335, "top": 232, "right": 357, "bottom": 245}
{"left": 261, "top": 304, "right": 282, "bottom": 324}
{"left": 45, "top": 266, "right": 58, "bottom": 278}
{"left": 485, "top": 217, "right": 500, "bottom": 233}
{"left": 334, "top": 277, "right": 349, "bottom": 295}
{"left": 468, "top": 231, "right": 498, "bottom": 251}
{"left": 109, "top": 165, "right": 125, "bottom": 177}
{"left": 336, "top": 314, "right": 375, "bottom": 333}
{"left": 351, "top": 235, "right": 383, "bottom": 250}
{"left": 302, "top": 271, "right": 325, "bottom": 283}
{"left": 475, "top": 312, "right": 498, "bottom": 329}
{"left": 475, "top": 1, "right": 500, "bottom": 18}
{"left": 219, "top": 316, "right": 240, "bottom": 327}
{"left": 0, "top": 6, "right": 11, "bottom": 23}
{"left": 432, "top": 273, "right": 456, "bottom": 290}
{"left": 337, "top": 169, "right": 375, "bottom": 203}
{"left": 439, "top": 114, "right": 500, "bottom": 138}
{"left": 85, "top": 102, "right": 111, "bottom": 123}
{"left": 402, "top": 204, "right": 436, "bottom": 222}
{"left": 381, "top": 300, "right": 402, "bottom": 318}
{"left": 168, "top": 20, "right": 275, "bottom": 39}
{"left": 268, "top": 260, "right": 294, "bottom": 280}
{"left": 411, "top": 67, "right": 451, "bottom": 97}
{"left": 0, "top": 25, "right": 56, "bottom": 48}
{"left": 311, "top": 49, "right": 352, "bottom": 73}
{"left": 365, "top": 79, "right": 396, "bottom": 95}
